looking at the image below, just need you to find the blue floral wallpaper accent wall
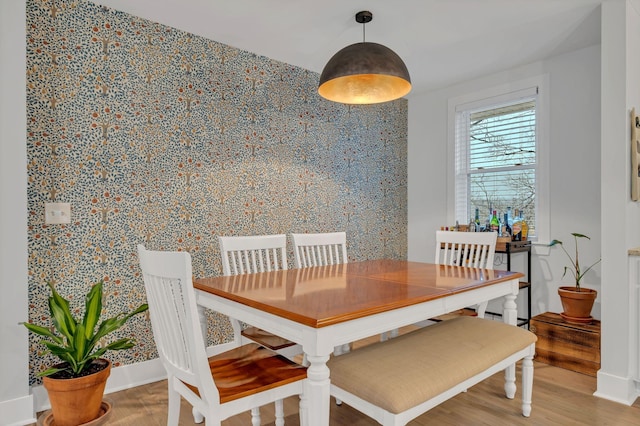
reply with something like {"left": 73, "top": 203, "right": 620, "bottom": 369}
{"left": 25, "top": 0, "right": 407, "bottom": 383}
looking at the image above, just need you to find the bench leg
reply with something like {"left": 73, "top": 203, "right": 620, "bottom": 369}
{"left": 521, "top": 354, "right": 534, "bottom": 417}
{"left": 504, "top": 363, "right": 516, "bottom": 399}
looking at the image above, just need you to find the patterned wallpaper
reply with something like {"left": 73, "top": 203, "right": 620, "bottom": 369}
{"left": 25, "top": 0, "right": 407, "bottom": 384}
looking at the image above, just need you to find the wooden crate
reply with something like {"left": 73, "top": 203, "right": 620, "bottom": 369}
{"left": 530, "top": 312, "right": 600, "bottom": 376}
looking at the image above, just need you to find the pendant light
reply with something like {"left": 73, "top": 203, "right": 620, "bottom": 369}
{"left": 318, "top": 11, "right": 411, "bottom": 105}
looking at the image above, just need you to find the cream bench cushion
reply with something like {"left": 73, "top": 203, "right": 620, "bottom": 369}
{"left": 328, "top": 316, "right": 536, "bottom": 423}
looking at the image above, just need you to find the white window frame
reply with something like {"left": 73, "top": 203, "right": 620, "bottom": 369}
{"left": 447, "top": 75, "right": 550, "bottom": 253}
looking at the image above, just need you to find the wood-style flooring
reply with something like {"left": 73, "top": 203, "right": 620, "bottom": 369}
{"left": 33, "top": 328, "right": 640, "bottom": 426}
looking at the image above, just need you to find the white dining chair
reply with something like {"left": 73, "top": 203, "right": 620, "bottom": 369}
{"left": 291, "top": 231, "right": 351, "bottom": 355}
{"left": 291, "top": 231, "right": 348, "bottom": 268}
{"left": 218, "top": 234, "right": 302, "bottom": 357}
{"left": 436, "top": 230, "right": 497, "bottom": 268}
{"left": 137, "top": 244, "right": 307, "bottom": 426}
{"left": 435, "top": 230, "right": 497, "bottom": 317}
{"left": 219, "top": 234, "right": 289, "bottom": 276}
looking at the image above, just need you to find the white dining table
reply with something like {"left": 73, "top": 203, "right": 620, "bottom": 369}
{"left": 194, "top": 259, "right": 523, "bottom": 426}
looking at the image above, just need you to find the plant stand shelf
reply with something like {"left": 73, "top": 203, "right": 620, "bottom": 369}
{"left": 529, "top": 312, "right": 600, "bottom": 377}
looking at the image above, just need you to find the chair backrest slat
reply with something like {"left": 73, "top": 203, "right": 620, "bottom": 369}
{"left": 435, "top": 231, "right": 497, "bottom": 269}
{"left": 218, "top": 234, "right": 288, "bottom": 277}
{"left": 137, "top": 244, "right": 220, "bottom": 405}
{"left": 291, "top": 232, "right": 348, "bottom": 268}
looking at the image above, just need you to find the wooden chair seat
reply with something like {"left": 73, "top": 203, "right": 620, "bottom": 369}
{"left": 184, "top": 343, "right": 307, "bottom": 403}
{"left": 241, "top": 327, "right": 300, "bottom": 351}
{"left": 328, "top": 316, "right": 536, "bottom": 425}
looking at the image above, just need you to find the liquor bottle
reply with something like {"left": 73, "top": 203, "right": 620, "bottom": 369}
{"left": 520, "top": 209, "right": 529, "bottom": 240}
{"left": 511, "top": 209, "right": 522, "bottom": 241}
{"left": 469, "top": 217, "right": 476, "bottom": 232}
{"left": 503, "top": 212, "right": 512, "bottom": 237}
{"left": 474, "top": 208, "right": 480, "bottom": 231}
{"left": 490, "top": 210, "right": 500, "bottom": 233}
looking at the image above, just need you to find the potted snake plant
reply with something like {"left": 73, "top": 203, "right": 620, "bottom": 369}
{"left": 23, "top": 281, "right": 148, "bottom": 426}
{"left": 549, "top": 232, "right": 601, "bottom": 324}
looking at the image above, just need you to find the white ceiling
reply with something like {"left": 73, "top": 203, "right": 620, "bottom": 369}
{"left": 96, "top": 0, "right": 602, "bottom": 97}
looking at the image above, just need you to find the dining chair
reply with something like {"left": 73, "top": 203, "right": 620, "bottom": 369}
{"left": 435, "top": 230, "right": 498, "bottom": 317}
{"left": 290, "top": 231, "right": 348, "bottom": 268}
{"left": 219, "top": 234, "right": 289, "bottom": 276}
{"left": 290, "top": 232, "right": 351, "bottom": 355}
{"left": 137, "top": 244, "right": 307, "bottom": 426}
{"left": 218, "top": 234, "right": 302, "bottom": 357}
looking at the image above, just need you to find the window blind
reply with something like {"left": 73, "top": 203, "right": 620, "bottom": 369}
{"left": 455, "top": 96, "right": 537, "bottom": 236}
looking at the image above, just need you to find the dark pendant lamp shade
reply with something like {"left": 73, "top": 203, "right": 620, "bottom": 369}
{"left": 318, "top": 11, "right": 411, "bottom": 105}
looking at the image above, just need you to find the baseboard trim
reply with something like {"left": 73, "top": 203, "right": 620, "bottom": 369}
{"left": 594, "top": 370, "right": 639, "bottom": 406}
{"left": 0, "top": 394, "right": 36, "bottom": 426}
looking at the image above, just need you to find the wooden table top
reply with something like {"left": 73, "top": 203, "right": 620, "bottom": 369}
{"left": 194, "top": 259, "right": 522, "bottom": 328}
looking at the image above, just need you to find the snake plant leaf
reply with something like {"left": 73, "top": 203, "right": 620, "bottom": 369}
{"left": 102, "top": 338, "right": 136, "bottom": 351}
{"left": 126, "top": 304, "right": 149, "bottom": 320}
{"left": 73, "top": 323, "right": 86, "bottom": 363}
{"left": 37, "top": 366, "right": 67, "bottom": 378}
{"left": 89, "top": 304, "right": 148, "bottom": 348}
{"left": 48, "top": 297, "right": 74, "bottom": 342}
{"left": 91, "top": 317, "right": 124, "bottom": 345}
{"left": 21, "top": 322, "right": 64, "bottom": 345}
{"left": 82, "top": 282, "right": 103, "bottom": 340}
{"left": 44, "top": 340, "right": 82, "bottom": 375}
{"left": 43, "top": 341, "right": 74, "bottom": 368}
{"left": 89, "top": 346, "right": 108, "bottom": 360}
{"left": 42, "top": 340, "right": 71, "bottom": 354}
{"left": 47, "top": 282, "right": 76, "bottom": 337}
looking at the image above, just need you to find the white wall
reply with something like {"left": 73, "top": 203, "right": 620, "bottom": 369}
{"left": 0, "top": 1, "right": 35, "bottom": 425}
{"left": 595, "top": 0, "right": 640, "bottom": 406}
{"left": 408, "top": 44, "right": 601, "bottom": 318}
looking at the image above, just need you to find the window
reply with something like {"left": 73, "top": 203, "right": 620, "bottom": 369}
{"left": 448, "top": 77, "right": 549, "bottom": 244}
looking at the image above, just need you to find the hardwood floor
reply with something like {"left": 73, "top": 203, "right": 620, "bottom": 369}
{"left": 33, "top": 360, "right": 640, "bottom": 425}
{"left": 32, "top": 325, "right": 640, "bottom": 425}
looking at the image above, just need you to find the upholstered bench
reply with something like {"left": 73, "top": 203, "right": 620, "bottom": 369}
{"left": 328, "top": 316, "right": 537, "bottom": 426}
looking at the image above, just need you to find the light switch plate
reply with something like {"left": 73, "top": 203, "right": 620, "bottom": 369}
{"left": 45, "top": 202, "right": 71, "bottom": 224}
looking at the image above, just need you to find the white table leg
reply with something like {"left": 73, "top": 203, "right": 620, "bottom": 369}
{"left": 303, "top": 353, "right": 331, "bottom": 426}
{"left": 502, "top": 290, "right": 518, "bottom": 398}
{"left": 502, "top": 291, "right": 518, "bottom": 326}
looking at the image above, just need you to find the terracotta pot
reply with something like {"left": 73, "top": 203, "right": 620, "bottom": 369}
{"left": 42, "top": 359, "right": 111, "bottom": 426}
{"left": 558, "top": 286, "right": 597, "bottom": 324}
